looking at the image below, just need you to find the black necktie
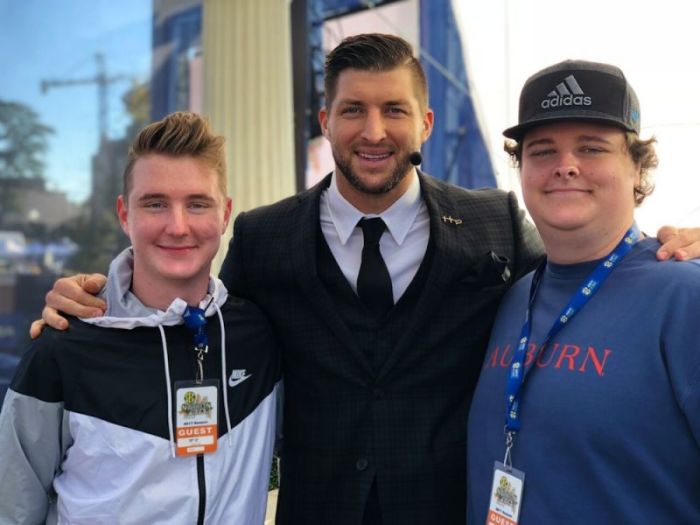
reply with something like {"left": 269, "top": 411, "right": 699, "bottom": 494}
{"left": 357, "top": 218, "right": 393, "bottom": 317}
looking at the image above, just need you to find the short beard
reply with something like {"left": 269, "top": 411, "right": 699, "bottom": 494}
{"left": 334, "top": 151, "right": 413, "bottom": 195}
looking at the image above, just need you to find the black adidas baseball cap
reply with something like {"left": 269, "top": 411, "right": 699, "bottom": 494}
{"left": 503, "top": 59, "right": 641, "bottom": 141}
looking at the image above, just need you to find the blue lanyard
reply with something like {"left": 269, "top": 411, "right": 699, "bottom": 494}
{"left": 504, "top": 225, "right": 641, "bottom": 442}
{"left": 183, "top": 305, "right": 209, "bottom": 384}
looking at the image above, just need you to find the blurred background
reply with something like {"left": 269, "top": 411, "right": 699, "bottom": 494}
{"left": 1, "top": 0, "right": 699, "bottom": 403}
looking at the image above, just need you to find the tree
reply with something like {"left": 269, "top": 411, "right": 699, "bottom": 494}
{"left": 0, "top": 100, "right": 54, "bottom": 179}
{"left": 0, "top": 100, "right": 54, "bottom": 225}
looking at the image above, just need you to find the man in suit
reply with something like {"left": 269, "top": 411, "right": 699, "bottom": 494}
{"left": 220, "top": 34, "right": 543, "bottom": 524}
{"left": 34, "top": 34, "right": 700, "bottom": 524}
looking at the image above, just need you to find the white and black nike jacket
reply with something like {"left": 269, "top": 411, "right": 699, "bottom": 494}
{"left": 0, "top": 248, "right": 281, "bottom": 524}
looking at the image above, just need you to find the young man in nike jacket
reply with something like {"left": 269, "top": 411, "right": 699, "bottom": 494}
{"left": 0, "top": 112, "right": 281, "bottom": 524}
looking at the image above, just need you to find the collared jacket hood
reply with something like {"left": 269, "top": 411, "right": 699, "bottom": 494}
{"left": 83, "top": 246, "right": 229, "bottom": 329}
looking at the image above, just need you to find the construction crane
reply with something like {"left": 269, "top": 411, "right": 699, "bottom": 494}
{"left": 41, "top": 53, "right": 130, "bottom": 141}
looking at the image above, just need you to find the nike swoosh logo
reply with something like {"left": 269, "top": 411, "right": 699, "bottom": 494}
{"left": 228, "top": 374, "right": 252, "bottom": 388}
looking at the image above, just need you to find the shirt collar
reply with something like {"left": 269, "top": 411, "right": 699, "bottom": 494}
{"left": 326, "top": 168, "right": 422, "bottom": 246}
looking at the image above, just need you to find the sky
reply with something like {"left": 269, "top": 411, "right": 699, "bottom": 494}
{"left": 0, "top": 0, "right": 151, "bottom": 203}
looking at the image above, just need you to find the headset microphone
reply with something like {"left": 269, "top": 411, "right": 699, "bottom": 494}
{"left": 409, "top": 152, "right": 422, "bottom": 166}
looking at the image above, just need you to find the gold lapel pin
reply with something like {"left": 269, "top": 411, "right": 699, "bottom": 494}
{"left": 441, "top": 215, "right": 463, "bottom": 225}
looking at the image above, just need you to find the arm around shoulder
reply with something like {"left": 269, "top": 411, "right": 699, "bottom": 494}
{"left": 31, "top": 273, "right": 107, "bottom": 338}
{"left": 656, "top": 225, "right": 700, "bottom": 261}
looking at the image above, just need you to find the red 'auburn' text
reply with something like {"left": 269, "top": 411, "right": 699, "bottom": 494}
{"left": 483, "top": 342, "right": 611, "bottom": 376}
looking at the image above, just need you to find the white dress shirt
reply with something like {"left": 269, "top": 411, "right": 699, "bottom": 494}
{"left": 319, "top": 170, "right": 430, "bottom": 304}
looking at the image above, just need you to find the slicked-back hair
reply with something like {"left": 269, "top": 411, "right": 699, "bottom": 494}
{"left": 122, "top": 111, "right": 226, "bottom": 198}
{"left": 324, "top": 33, "right": 428, "bottom": 110}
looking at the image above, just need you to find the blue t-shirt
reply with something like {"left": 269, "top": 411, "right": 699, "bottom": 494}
{"left": 467, "top": 238, "right": 700, "bottom": 524}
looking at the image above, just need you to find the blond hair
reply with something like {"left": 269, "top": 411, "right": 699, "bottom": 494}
{"left": 123, "top": 111, "right": 226, "bottom": 198}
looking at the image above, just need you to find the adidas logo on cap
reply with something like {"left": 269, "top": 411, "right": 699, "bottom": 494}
{"left": 503, "top": 59, "right": 641, "bottom": 140}
{"left": 540, "top": 74, "right": 592, "bottom": 109}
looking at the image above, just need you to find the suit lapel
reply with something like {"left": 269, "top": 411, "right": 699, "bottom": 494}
{"left": 377, "top": 173, "right": 480, "bottom": 380}
{"left": 290, "top": 175, "right": 372, "bottom": 373}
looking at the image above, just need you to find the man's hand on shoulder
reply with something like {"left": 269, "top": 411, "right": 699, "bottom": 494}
{"left": 656, "top": 226, "right": 700, "bottom": 261}
{"left": 29, "top": 274, "right": 107, "bottom": 339}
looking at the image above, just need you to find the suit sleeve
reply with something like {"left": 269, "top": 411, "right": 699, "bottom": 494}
{"left": 507, "top": 191, "right": 544, "bottom": 281}
{"left": 0, "top": 335, "right": 69, "bottom": 524}
{"left": 219, "top": 211, "right": 249, "bottom": 297}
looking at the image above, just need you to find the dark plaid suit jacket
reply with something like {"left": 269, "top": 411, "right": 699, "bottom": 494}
{"left": 219, "top": 172, "right": 543, "bottom": 525}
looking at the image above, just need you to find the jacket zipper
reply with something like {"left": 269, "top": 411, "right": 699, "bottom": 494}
{"left": 197, "top": 454, "right": 206, "bottom": 524}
